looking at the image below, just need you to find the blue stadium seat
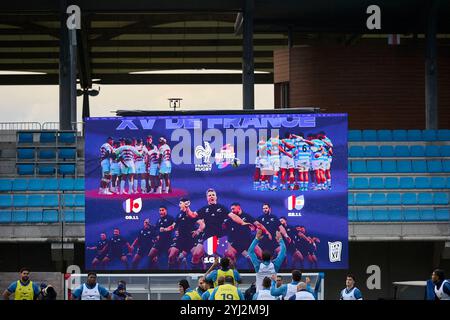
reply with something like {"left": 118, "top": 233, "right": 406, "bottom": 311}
{"left": 42, "top": 178, "right": 58, "bottom": 191}
{"left": 444, "top": 160, "right": 450, "bottom": 173}
{"left": 348, "top": 209, "right": 356, "bottom": 221}
{"left": 382, "top": 160, "right": 397, "bottom": 173}
{"left": 43, "top": 194, "right": 59, "bottom": 207}
{"left": 348, "top": 130, "right": 362, "bottom": 142}
{"left": 420, "top": 209, "right": 435, "bottom": 221}
{"left": 402, "top": 193, "right": 417, "bottom": 205}
{"left": 410, "top": 146, "right": 425, "bottom": 157}
{"left": 12, "top": 210, "right": 27, "bottom": 223}
{"left": 362, "top": 130, "right": 377, "bottom": 141}
{"left": 349, "top": 146, "right": 364, "bottom": 157}
{"left": 372, "top": 209, "right": 389, "bottom": 221}
{"left": 366, "top": 160, "right": 382, "bottom": 173}
{"left": 379, "top": 145, "right": 395, "bottom": 157}
{"left": 74, "top": 179, "right": 84, "bottom": 191}
{"left": 440, "top": 146, "right": 450, "bottom": 157}
{"left": 27, "top": 210, "right": 43, "bottom": 223}
{"left": 394, "top": 146, "right": 410, "bottom": 157}
{"left": 427, "top": 160, "right": 442, "bottom": 173}
{"left": 357, "top": 209, "right": 373, "bottom": 221}
{"left": 448, "top": 177, "right": 450, "bottom": 188}
{"left": 38, "top": 149, "right": 56, "bottom": 159}
{"left": 62, "top": 194, "right": 75, "bottom": 207}
{"left": 0, "top": 179, "right": 12, "bottom": 192}
{"left": 415, "top": 177, "right": 430, "bottom": 189}
{"left": 59, "top": 164, "right": 75, "bottom": 175}
{"left": 75, "top": 194, "right": 85, "bottom": 206}
{"left": 389, "top": 209, "right": 403, "bottom": 221}
{"left": 430, "top": 177, "right": 445, "bottom": 189}
{"left": 0, "top": 210, "right": 12, "bottom": 223}
{"left": 425, "top": 145, "right": 440, "bottom": 157}
{"left": 399, "top": 177, "right": 414, "bottom": 189}
{"left": 28, "top": 179, "right": 43, "bottom": 191}
{"left": 43, "top": 210, "right": 59, "bottom": 223}
{"left": 348, "top": 177, "right": 353, "bottom": 189}
{"left": 435, "top": 208, "right": 449, "bottom": 221}
{"left": 364, "top": 146, "right": 379, "bottom": 157}
{"left": 38, "top": 164, "right": 56, "bottom": 175}
{"left": 397, "top": 160, "right": 412, "bottom": 173}
{"left": 433, "top": 193, "right": 449, "bottom": 205}
{"left": 351, "top": 160, "right": 366, "bottom": 173}
{"left": 355, "top": 193, "right": 371, "bottom": 205}
{"left": 12, "top": 179, "right": 28, "bottom": 191}
{"left": 17, "top": 164, "right": 35, "bottom": 175}
{"left": 17, "top": 132, "right": 33, "bottom": 144}
{"left": 28, "top": 195, "right": 43, "bottom": 207}
{"left": 353, "top": 177, "right": 368, "bottom": 189}
{"left": 74, "top": 209, "right": 85, "bottom": 222}
{"left": 371, "top": 193, "right": 386, "bottom": 205}
{"left": 59, "top": 178, "right": 74, "bottom": 191}
{"left": 404, "top": 208, "right": 420, "bottom": 221}
{"left": 412, "top": 160, "right": 427, "bottom": 173}
{"left": 377, "top": 130, "right": 392, "bottom": 141}
{"left": 369, "top": 177, "right": 384, "bottom": 189}
{"left": 418, "top": 193, "right": 433, "bottom": 205}
{"left": 0, "top": 195, "right": 12, "bottom": 207}
{"left": 407, "top": 130, "right": 422, "bottom": 141}
{"left": 437, "top": 129, "right": 450, "bottom": 141}
{"left": 13, "top": 195, "right": 28, "bottom": 207}
{"left": 384, "top": 177, "right": 399, "bottom": 189}
{"left": 17, "top": 148, "right": 35, "bottom": 160}
{"left": 58, "top": 132, "right": 76, "bottom": 144}
{"left": 63, "top": 209, "right": 74, "bottom": 222}
{"left": 387, "top": 193, "right": 401, "bottom": 205}
{"left": 392, "top": 130, "right": 407, "bottom": 141}
{"left": 40, "top": 131, "right": 56, "bottom": 144}
{"left": 348, "top": 194, "right": 354, "bottom": 206}
{"left": 422, "top": 130, "right": 437, "bottom": 141}
{"left": 58, "top": 148, "right": 76, "bottom": 160}
{"left": 348, "top": 160, "right": 352, "bottom": 173}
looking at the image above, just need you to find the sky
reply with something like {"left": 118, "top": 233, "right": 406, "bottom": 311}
{"left": 0, "top": 84, "right": 274, "bottom": 123}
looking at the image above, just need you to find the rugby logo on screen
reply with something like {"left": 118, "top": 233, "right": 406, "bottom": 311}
{"left": 123, "top": 198, "right": 142, "bottom": 214}
{"left": 328, "top": 241, "right": 342, "bottom": 262}
{"left": 286, "top": 195, "right": 304, "bottom": 217}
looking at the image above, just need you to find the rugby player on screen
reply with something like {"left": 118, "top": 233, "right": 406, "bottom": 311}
{"left": 87, "top": 232, "right": 108, "bottom": 269}
{"left": 101, "top": 228, "right": 133, "bottom": 269}
{"left": 130, "top": 219, "right": 157, "bottom": 269}
{"left": 318, "top": 131, "right": 334, "bottom": 190}
{"left": 222, "top": 202, "right": 259, "bottom": 268}
{"left": 158, "top": 137, "right": 172, "bottom": 193}
{"left": 254, "top": 203, "right": 289, "bottom": 257}
{"left": 168, "top": 198, "right": 198, "bottom": 269}
{"left": 186, "top": 188, "right": 250, "bottom": 270}
{"left": 279, "top": 132, "right": 296, "bottom": 190}
{"left": 99, "top": 137, "right": 114, "bottom": 195}
{"left": 145, "top": 135, "right": 160, "bottom": 193}
{"left": 148, "top": 206, "right": 176, "bottom": 268}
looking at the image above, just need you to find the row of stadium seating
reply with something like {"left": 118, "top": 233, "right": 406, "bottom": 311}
{"left": 0, "top": 209, "right": 85, "bottom": 223}
{"left": 348, "top": 192, "right": 448, "bottom": 206}
{"left": 348, "top": 176, "right": 450, "bottom": 189}
{"left": 17, "top": 147, "right": 77, "bottom": 160}
{"left": 0, "top": 194, "right": 85, "bottom": 207}
{"left": 0, "top": 178, "right": 84, "bottom": 191}
{"left": 17, "top": 163, "right": 76, "bottom": 175}
{"left": 17, "top": 131, "right": 77, "bottom": 144}
{"left": 349, "top": 159, "right": 450, "bottom": 173}
{"left": 348, "top": 129, "right": 450, "bottom": 141}
{"left": 349, "top": 145, "right": 450, "bottom": 158}
{"left": 349, "top": 208, "right": 449, "bottom": 222}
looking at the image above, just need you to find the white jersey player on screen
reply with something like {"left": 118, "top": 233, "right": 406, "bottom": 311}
{"left": 266, "top": 135, "right": 281, "bottom": 190}
{"left": 158, "top": 137, "right": 172, "bottom": 193}
{"left": 133, "top": 139, "right": 149, "bottom": 194}
{"left": 115, "top": 139, "right": 142, "bottom": 194}
{"left": 99, "top": 137, "right": 114, "bottom": 195}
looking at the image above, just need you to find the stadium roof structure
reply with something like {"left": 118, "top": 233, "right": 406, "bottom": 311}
{"left": 0, "top": 0, "right": 449, "bottom": 87}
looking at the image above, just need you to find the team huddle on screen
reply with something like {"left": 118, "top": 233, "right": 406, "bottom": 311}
{"left": 88, "top": 189, "right": 320, "bottom": 270}
{"left": 98, "top": 135, "right": 172, "bottom": 195}
{"left": 254, "top": 131, "right": 333, "bottom": 191}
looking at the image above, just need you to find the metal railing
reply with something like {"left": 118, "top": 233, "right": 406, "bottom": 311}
{"left": 0, "top": 122, "right": 42, "bottom": 131}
